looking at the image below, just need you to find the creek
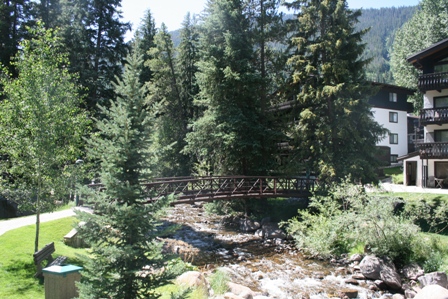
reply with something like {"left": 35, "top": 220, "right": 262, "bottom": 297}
{"left": 161, "top": 203, "right": 394, "bottom": 299}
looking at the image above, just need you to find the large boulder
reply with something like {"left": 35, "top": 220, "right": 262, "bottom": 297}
{"left": 418, "top": 272, "right": 448, "bottom": 288}
{"left": 414, "top": 284, "right": 448, "bottom": 299}
{"left": 261, "top": 222, "right": 286, "bottom": 240}
{"left": 239, "top": 218, "right": 261, "bottom": 233}
{"left": 176, "top": 271, "right": 207, "bottom": 289}
{"left": 227, "top": 282, "right": 256, "bottom": 299}
{"left": 402, "top": 263, "right": 424, "bottom": 281}
{"left": 359, "top": 255, "right": 401, "bottom": 290}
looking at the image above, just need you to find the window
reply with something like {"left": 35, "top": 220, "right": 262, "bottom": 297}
{"left": 389, "top": 92, "right": 397, "bottom": 102}
{"left": 434, "top": 96, "right": 448, "bottom": 108}
{"left": 390, "top": 155, "right": 398, "bottom": 163}
{"left": 389, "top": 133, "right": 398, "bottom": 144}
{"left": 435, "top": 57, "right": 448, "bottom": 73}
{"left": 435, "top": 130, "right": 448, "bottom": 142}
{"left": 389, "top": 112, "right": 398, "bottom": 123}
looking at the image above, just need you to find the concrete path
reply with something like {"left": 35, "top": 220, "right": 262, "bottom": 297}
{"left": 377, "top": 182, "right": 448, "bottom": 194}
{"left": 0, "top": 207, "right": 91, "bottom": 236}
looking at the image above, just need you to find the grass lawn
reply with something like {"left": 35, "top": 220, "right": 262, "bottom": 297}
{"left": 0, "top": 217, "right": 86, "bottom": 299}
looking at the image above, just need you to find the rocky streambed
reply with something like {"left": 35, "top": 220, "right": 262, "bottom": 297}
{"left": 160, "top": 203, "right": 406, "bottom": 299}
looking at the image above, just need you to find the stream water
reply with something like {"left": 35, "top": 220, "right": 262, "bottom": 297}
{"left": 161, "top": 203, "right": 394, "bottom": 299}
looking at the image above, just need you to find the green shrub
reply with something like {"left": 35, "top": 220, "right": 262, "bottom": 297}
{"left": 282, "top": 178, "right": 422, "bottom": 265}
{"left": 209, "top": 268, "right": 229, "bottom": 295}
{"left": 392, "top": 173, "right": 404, "bottom": 184}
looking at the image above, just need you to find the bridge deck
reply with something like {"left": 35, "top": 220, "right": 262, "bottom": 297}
{"left": 89, "top": 176, "right": 316, "bottom": 205}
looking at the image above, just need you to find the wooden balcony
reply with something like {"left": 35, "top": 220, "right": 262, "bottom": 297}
{"left": 418, "top": 72, "right": 448, "bottom": 91}
{"left": 420, "top": 108, "right": 448, "bottom": 125}
{"left": 417, "top": 142, "right": 448, "bottom": 159}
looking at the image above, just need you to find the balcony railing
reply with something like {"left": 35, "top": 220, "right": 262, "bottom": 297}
{"left": 420, "top": 108, "right": 448, "bottom": 125}
{"left": 417, "top": 142, "right": 448, "bottom": 159}
{"left": 418, "top": 72, "right": 448, "bottom": 91}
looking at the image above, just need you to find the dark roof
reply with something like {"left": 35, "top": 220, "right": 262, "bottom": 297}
{"left": 407, "top": 38, "right": 448, "bottom": 69}
{"left": 371, "top": 82, "right": 416, "bottom": 95}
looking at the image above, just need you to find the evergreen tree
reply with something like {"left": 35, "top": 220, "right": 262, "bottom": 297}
{"left": 0, "top": 0, "right": 32, "bottom": 77}
{"left": 58, "top": 0, "right": 130, "bottom": 114}
{"left": 133, "top": 9, "right": 156, "bottom": 85}
{"left": 390, "top": 0, "right": 448, "bottom": 111}
{"left": 146, "top": 24, "right": 185, "bottom": 176}
{"left": 76, "top": 51, "right": 171, "bottom": 299}
{"left": 184, "top": 0, "right": 275, "bottom": 176}
{"left": 286, "top": 0, "right": 386, "bottom": 183}
{"left": 0, "top": 24, "right": 87, "bottom": 253}
{"left": 147, "top": 14, "right": 200, "bottom": 177}
{"left": 32, "top": 0, "right": 61, "bottom": 29}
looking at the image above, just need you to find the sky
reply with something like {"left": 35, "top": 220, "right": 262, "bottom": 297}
{"left": 121, "top": 0, "right": 421, "bottom": 39}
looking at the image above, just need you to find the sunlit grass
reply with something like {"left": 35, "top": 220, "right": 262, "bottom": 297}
{"left": 0, "top": 217, "right": 85, "bottom": 299}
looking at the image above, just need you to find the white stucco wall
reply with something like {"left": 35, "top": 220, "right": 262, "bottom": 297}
{"left": 371, "top": 107, "right": 408, "bottom": 157}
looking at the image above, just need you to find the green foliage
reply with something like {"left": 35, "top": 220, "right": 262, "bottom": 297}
{"left": 357, "top": 6, "right": 417, "bottom": 83}
{"left": 286, "top": 0, "right": 387, "bottom": 184}
{"left": 392, "top": 173, "right": 404, "bottom": 184}
{"left": 57, "top": 0, "right": 130, "bottom": 114}
{"left": 283, "top": 179, "right": 423, "bottom": 265}
{"left": 184, "top": 0, "right": 277, "bottom": 176}
{"left": 76, "top": 50, "right": 172, "bottom": 299}
{"left": 390, "top": 0, "right": 448, "bottom": 111}
{"left": 0, "top": 217, "right": 86, "bottom": 299}
{"left": 146, "top": 23, "right": 195, "bottom": 177}
{"left": 209, "top": 268, "right": 230, "bottom": 295}
{"left": 0, "top": 24, "right": 88, "bottom": 252}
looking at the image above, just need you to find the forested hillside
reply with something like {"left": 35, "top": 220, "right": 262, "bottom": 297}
{"left": 357, "top": 6, "right": 417, "bottom": 83}
{"left": 171, "top": 6, "right": 417, "bottom": 84}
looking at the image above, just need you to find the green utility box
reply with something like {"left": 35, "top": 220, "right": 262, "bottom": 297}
{"left": 43, "top": 265, "right": 82, "bottom": 299}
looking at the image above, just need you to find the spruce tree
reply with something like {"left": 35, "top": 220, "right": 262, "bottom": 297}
{"left": 287, "top": 0, "right": 386, "bottom": 183}
{"left": 76, "top": 51, "right": 170, "bottom": 299}
{"left": 147, "top": 15, "right": 200, "bottom": 177}
{"left": 133, "top": 9, "right": 157, "bottom": 85}
{"left": 58, "top": 0, "right": 130, "bottom": 115}
{"left": 184, "top": 0, "right": 275, "bottom": 176}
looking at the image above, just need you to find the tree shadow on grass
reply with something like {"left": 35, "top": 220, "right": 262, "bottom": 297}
{"left": 3, "top": 259, "right": 44, "bottom": 296}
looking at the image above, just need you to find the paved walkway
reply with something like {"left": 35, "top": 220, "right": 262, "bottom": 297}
{"left": 0, "top": 207, "right": 91, "bottom": 236}
{"left": 379, "top": 183, "right": 448, "bottom": 194}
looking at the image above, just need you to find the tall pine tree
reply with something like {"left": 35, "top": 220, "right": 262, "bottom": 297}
{"left": 76, "top": 51, "right": 171, "bottom": 299}
{"left": 58, "top": 0, "right": 130, "bottom": 114}
{"left": 287, "top": 0, "right": 386, "bottom": 183}
{"left": 184, "top": 0, "right": 275, "bottom": 176}
{"left": 133, "top": 9, "right": 156, "bottom": 85}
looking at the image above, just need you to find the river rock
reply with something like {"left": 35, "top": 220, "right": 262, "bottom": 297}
{"left": 359, "top": 255, "right": 402, "bottom": 290}
{"left": 240, "top": 218, "right": 261, "bottom": 232}
{"left": 402, "top": 263, "right": 424, "bottom": 280}
{"left": 339, "top": 288, "right": 358, "bottom": 298}
{"left": 345, "top": 278, "right": 360, "bottom": 285}
{"left": 176, "top": 271, "right": 207, "bottom": 289}
{"left": 349, "top": 253, "right": 363, "bottom": 263}
{"left": 404, "top": 289, "right": 417, "bottom": 299}
{"left": 352, "top": 273, "right": 366, "bottom": 280}
{"left": 418, "top": 272, "right": 448, "bottom": 288}
{"left": 414, "top": 284, "right": 448, "bottom": 299}
{"left": 254, "top": 229, "right": 264, "bottom": 238}
{"left": 227, "top": 282, "right": 256, "bottom": 299}
{"left": 392, "top": 294, "right": 405, "bottom": 299}
{"left": 261, "top": 222, "right": 286, "bottom": 239}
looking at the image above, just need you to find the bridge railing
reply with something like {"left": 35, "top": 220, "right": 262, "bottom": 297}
{"left": 88, "top": 176, "right": 316, "bottom": 205}
{"left": 142, "top": 176, "right": 316, "bottom": 204}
